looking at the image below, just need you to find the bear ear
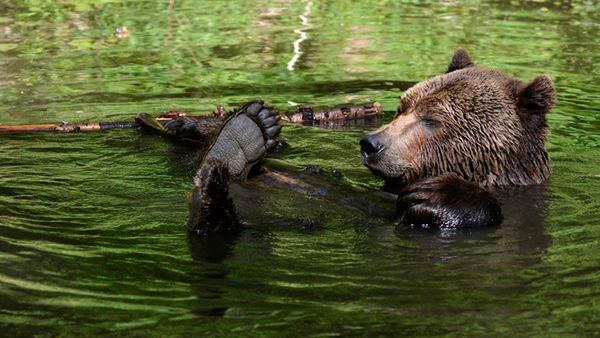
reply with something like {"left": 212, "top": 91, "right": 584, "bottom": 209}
{"left": 516, "top": 75, "right": 556, "bottom": 118}
{"left": 446, "top": 48, "right": 475, "bottom": 73}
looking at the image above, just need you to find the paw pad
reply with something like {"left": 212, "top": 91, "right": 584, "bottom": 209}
{"left": 237, "top": 101, "right": 282, "bottom": 152}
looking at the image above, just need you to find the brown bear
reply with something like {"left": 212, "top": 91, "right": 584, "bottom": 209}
{"left": 138, "top": 48, "right": 555, "bottom": 233}
{"left": 360, "top": 48, "right": 555, "bottom": 228}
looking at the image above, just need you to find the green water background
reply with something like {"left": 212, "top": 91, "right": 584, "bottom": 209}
{"left": 1, "top": 0, "right": 599, "bottom": 335}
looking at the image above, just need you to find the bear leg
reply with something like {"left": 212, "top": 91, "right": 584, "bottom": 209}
{"left": 187, "top": 101, "right": 281, "bottom": 234}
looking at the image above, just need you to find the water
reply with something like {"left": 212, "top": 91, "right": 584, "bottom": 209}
{"left": 1, "top": 0, "right": 600, "bottom": 335}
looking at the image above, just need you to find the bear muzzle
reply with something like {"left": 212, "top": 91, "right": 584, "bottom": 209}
{"left": 360, "top": 134, "right": 386, "bottom": 161}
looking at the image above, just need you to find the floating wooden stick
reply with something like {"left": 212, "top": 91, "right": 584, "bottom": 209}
{"left": 281, "top": 102, "right": 381, "bottom": 123}
{"left": 0, "top": 111, "right": 218, "bottom": 135}
{"left": 0, "top": 102, "right": 382, "bottom": 135}
{"left": 0, "top": 121, "right": 141, "bottom": 134}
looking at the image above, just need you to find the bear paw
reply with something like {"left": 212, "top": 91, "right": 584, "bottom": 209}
{"left": 196, "top": 101, "right": 281, "bottom": 183}
{"left": 396, "top": 173, "right": 503, "bottom": 229}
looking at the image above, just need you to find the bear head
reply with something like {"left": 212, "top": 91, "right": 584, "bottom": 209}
{"left": 360, "top": 48, "right": 555, "bottom": 187}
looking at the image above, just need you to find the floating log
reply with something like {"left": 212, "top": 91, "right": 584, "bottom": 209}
{"left": 0, "top": 111, "right": 218, "bottom": 135}
{"left": 0, "top": 102, "right": 381, "bottom": 135}
{"left": 281, "top": 102, "right": 381, "bottom": 123}
{"left": 0, "top": 121, "right": 141, "bottom": 134}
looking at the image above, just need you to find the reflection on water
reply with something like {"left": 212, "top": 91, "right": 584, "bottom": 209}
{"left": 287, "top": 0, "right": 313, "bottom": 71}
{"left": 1, "top": 0, "right": 600, "bottom": 335}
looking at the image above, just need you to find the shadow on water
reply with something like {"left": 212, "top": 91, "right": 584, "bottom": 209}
{"left": 394, "top": 184, "right": 552, "bottom": 264}
{"left": 494, "top": 184, "right": 553, "bottom": 257}
{"left": 186, "top": 232, "right": 238, "bottom": 317}
{"left": 186, "top": 229, "right": 276, "bottom": 318}
{"left": 187, "top": 231, "right": 240, "bottom": 264}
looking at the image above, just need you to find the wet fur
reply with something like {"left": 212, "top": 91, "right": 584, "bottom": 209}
{"left": 362, "top": 48, "right": 555, "bottom": 228}
{"left": 187, "top": 159, "right": 239, "bottom": 234}
{"left": 365, "top": 49, "right": 554, "bottom": 187}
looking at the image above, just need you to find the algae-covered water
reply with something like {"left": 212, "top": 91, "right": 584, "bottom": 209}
{"left": 1, "top": 0, "right": 600, "bottom": 335}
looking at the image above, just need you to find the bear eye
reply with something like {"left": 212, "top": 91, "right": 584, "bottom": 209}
{"left": 421, "top": 117, "right": 441, "bottom": 128}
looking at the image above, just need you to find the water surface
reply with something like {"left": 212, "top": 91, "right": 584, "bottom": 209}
{"left": 1, "top": 0, "right": 599, "bottom": 335}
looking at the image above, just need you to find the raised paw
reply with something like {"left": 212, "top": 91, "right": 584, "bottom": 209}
{"left": 196, "top": 101, "right": 281, "bottom": 183}
{"left": 396, "top": 173, "right": 503, "bottom": 229}
{"left": 240, "top": 101, "right": 282, "bottom": 152}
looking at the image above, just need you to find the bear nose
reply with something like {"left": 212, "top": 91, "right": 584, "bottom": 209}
{"left": 360, "top": 134, "right": 386, "bottom": 158}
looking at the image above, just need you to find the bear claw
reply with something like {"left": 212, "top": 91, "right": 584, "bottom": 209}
{"left": 263, "top": 116, "right": 280, "bottom": 128}
{"left": 266, "top": 139, "right": 277, "bottom": 150}
{"left": 266, "top": 125, "right": 282, "bottom": 138}
{"left": 246, "top": 102, "right": 263, "bottom": 116}
{"left": 258, "top": 108, "right": 271, "bottom": 120}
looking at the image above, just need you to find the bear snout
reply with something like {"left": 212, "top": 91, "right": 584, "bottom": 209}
{"left": 360, "top": 134, "right": 386, "bottom": 160}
